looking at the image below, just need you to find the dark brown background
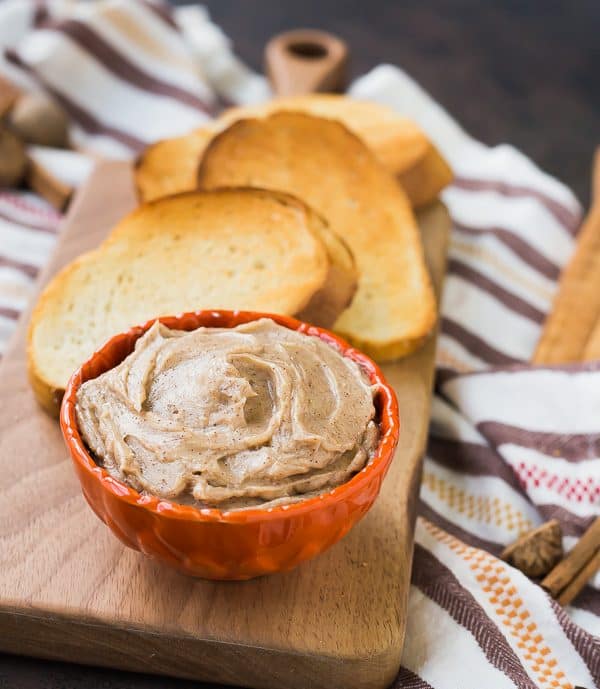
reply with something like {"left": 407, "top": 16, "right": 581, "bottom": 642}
{"left": 207, "top": 0, "right": 599, "bottom": 208}
{"left": 1, "top": 1, "right": 599, "bottom": 687}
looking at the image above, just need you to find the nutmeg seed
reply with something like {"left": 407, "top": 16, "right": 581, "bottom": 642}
{"left": 0, "top": 127, "right": 27, "bottom": 187}
{"left": 9, "top": 93, "right": 69, "bottom": 148}
{"left": 501, "top": 519, "right": 563, "bottom": 578}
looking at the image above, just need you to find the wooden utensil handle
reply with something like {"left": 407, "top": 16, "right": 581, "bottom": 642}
{"left": 265, "top": 29, "right": 348, "bottom": 97}
{"left": 557, "top": 549, "right": 600, "bottom": 606}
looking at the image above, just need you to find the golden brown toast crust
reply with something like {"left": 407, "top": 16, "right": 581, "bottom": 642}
{"left": 134, "top": 95, "right": 452, "bottom": 207}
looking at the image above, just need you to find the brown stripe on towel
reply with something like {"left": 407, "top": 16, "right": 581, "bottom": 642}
{"left": 0, "top": 306, "right": 20, "bottom": 321}
{"left": 439, "top": 358, "right": 600, "bottom": 379}
{"left": 32, "top": 0, "right": 49, "bottom": 27}
{"left": 0, "top": 256, "right": 39, "bottom": 280}
{"left": 393, "top": 668, "right": 435, "bottom": 689}
{"left": 140, "top": 0, "right": 179, "bottom": 30}
{"left": 35, "top": 18, "right": 216, "bottom": 115}
{"left": 427, "top": 436, "right": 532, "bottom": 498}
{"left": 449, "top": 258, "right": 546, "bottom": 324}
{"left": 453, "top": 220, "right": 561, "bottom": 281}
{"left": 441, "top": 317, "right": 523, "bottom": 366}
{"left": 0, "top": 208, "right": 58, "bottom": 234}
{"left": 537, "top": 505, "right": 599, "bottom": 537}
{"left": 452, "top": 176, "right": 581, "bottom": 235}
{"left": 5, "top": 49, "right": 146, "bottom": 151}
{"left": 418, "top": 500, "right": 504, "bottom": 555}
{"left": 551, "top": 597, "right": 600, "bottom": 680}
{"left": 478, "top": 421, "right": 600, "bottom": 463}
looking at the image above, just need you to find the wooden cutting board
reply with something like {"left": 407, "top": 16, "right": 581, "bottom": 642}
{"left": 0, "top": 161, "right": 449, "bottom": 689}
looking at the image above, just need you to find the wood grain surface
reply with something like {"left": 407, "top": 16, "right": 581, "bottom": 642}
{"left": 2, "top": 1, "right": 597, "bottom": 686}
{"left": 0, "top": 161, "right": 449, "bottom": 689}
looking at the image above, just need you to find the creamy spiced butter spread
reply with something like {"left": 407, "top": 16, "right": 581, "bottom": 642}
{"left": 75, "top": 318, "right": 379, "bottom": 510}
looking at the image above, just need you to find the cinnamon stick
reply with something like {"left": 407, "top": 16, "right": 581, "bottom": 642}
{"left": 541, "top": 516, "right": 600, "bottom": 597}
{"left": 533, "top": 148, "right": 600, "bottom": 364}
{"left": 557, "top": 549, "right": 600, "bottom": 606}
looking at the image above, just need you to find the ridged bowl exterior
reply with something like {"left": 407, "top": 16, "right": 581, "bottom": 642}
{"left": 60, "top": 310, "right": 400, "bottom": 580}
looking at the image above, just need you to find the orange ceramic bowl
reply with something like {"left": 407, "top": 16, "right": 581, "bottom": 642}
{"left": 60, "top": 310, "right": 399, "bottom": 580}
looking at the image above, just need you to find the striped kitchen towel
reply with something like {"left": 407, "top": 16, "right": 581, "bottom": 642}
{"left": 351, "top": 68, "right": 599, "bottom": 687}
{"left": 0, "top": 2, "right": 598, "bottom": 687}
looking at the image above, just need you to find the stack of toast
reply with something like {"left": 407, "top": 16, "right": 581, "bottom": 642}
{"left": 28, "top": 95, "right": 452, "bottom": 416}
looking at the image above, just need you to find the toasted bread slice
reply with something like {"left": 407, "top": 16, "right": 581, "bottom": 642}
{"left": 398, "top": 145, "right": 454, "bottom": 209}
{"left": 134, "top": 128, "right": 212, "bottom": 207}
{"left": 134, "top": 94, "right": 452, "bottom": 207}
{"left": 28, "top": 188, "right": 357, "bottom": 417}
{"left": 198, "top": 112, "right": 436, "bottom": 361}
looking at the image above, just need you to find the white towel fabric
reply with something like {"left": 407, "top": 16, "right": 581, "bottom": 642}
{"left": 0, "top": 2, "right": 598, "bottom": 687}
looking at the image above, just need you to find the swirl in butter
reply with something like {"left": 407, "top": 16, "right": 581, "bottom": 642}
{"left": 75, "top": 318, "right": 379, "bottom": 510}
